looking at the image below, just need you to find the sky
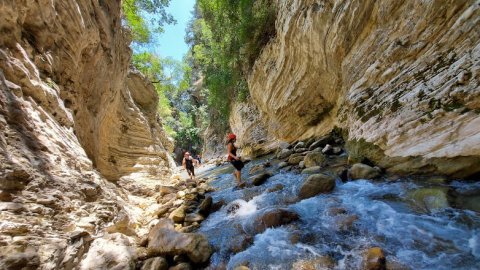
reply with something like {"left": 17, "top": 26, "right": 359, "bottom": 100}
{"left": 150, "top": 0, "right": 196, "bottom": 61}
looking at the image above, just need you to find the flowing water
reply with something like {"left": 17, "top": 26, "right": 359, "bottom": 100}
{"left": 197, "top": 157, "right": 480, "bottom": 270}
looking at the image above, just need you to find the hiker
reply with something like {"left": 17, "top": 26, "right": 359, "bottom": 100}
{"left": 226, "top": 133, "right": 244, "bottom": 185}
{"left": 182, "top": 152, "right": 198, "bottom": 180}
{"left": 195, "top": 154, "right": 202, "bottom": 164}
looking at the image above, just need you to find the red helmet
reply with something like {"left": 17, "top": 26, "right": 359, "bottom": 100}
{"left": 227, "top": 133, "right": 236, "bottom": 140}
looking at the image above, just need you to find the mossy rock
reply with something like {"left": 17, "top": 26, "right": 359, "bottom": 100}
{"left": 407, "top": 188, "right": 450, "bottom": 213}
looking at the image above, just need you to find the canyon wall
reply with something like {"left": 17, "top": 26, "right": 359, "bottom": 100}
{"left": 233, "top": 0, "right": 480, "bottom": 177}
{"left": 0, "top": 0, "right": 174, "bottom": 268}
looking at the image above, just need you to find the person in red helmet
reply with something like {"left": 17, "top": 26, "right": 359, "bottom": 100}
{"left": 226, "top": 133, "right": 244, "bottom": 185}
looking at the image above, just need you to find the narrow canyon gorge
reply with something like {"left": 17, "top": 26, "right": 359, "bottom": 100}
{"left": 0, "top": 0, "right": 479, "bottom": 270}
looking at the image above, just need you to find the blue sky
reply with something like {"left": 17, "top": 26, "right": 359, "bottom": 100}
{"left": 150, "top": 0, "right": 196, "bottom": 61}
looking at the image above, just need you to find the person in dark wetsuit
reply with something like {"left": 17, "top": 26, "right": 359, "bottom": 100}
{"left": 182, "top": 152, "right": 197, "bottom": 180}
{"left": 226, "top": 133, "right": 244, "bottom": 185}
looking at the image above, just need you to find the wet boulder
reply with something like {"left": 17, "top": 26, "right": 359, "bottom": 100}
{"left": 362, "top": 247, "right": 386, "bottom": 270}
{"left": 292, "top": 256, "right": 335, "bottom": 270}
{"left": 198, "top": 196, "right": 212, "bottom": 216}
{"left": 147, "top": 219, "right": 212, "bottom": 264}
{"left": 251, "top": 172, "right": 273, "bottom": 186}
{"left": 229, "top": 234, "right": 254, "bottom": 253}
{"left": 334, "top": 214, "right": 359, "bottom": 231}
{"left": 141, "top": 257, "right": 168, "bottom": 270}
{"left": 348, "top": 163, "right": 381, "bottom": 180}
{"left": 278, "top": 161, "right": 289, "bottom": 169}
{"left": 267, "top": 184, "right": 284, "bottom": 193}
{"left": 304, "top": 152, "right": 325, "bottom": 168}
{"left": 253, "top": 209, "right": 299, "bottom": 233}
{"left": 407, "top": 188, "right": 450, "bottom": 213}
{"left": 298, "top": 174, "right": 336, "bottom": 199}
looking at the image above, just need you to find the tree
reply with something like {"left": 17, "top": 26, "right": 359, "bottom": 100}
{"left": 122, "top": 0, "right": 176, "bottom": 44}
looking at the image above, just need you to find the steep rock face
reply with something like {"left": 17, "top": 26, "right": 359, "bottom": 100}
{"left": 0, "top": 0, "right": 173, "bottom": 180}
{"left": 0, "top": 0, "right": 174, "bottom": 268}
{"left": 229, "top": 99, "right": 280, "bottom": 158}
{"left": 245, "top": 0, "right": 480, "bottom": 177}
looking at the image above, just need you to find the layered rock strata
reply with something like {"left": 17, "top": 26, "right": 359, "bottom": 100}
{"left": 237, "top": 0, "right": 480, "bottom": 177}
{"left": 0, "top": 0, "right": 174, "bottom": 268}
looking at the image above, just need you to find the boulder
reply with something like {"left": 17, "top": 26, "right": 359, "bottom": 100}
{"left": 298, "top": 174, "right": 336, "bottom": 199}
{"left": 407, "top": 188, "right": 450, "bottom": 213}
{"left": 253, "top": 209, "right": 299, "bottom": 233}
{"left": 277, "top": 149, "right": 293, "bottom": 159}
{"left": 198, "top": 196, "right": 212, "bottom": 216}
{"left": 322, "top": 144, "right": 334, "bottom": 154}
{"left": 0, "top": 244, "right": 40, "bottom": 270}
{"left": 211, "top": 199, "right": 226, "bottom": 213}
{"left": 249, "top": 164, "right": 264, "bottom": 175}
{"left": 229, "top": 234, "right": 254, "bottom": 253}
{"left": 295, "top": 147, "right": 308, "bottom": 153}
{"left": 292, "top": 256, "right": 335, "bottom": 270}
{"left": 288, "top": 155, "right": 304, "bottom": 165}
{"left": 349, "top": 163, "right": 381, "bottom": 180}
{"left": 251, "top": 172, "right": 273, "bottom": 186}
{"left": 362, "top": 247, "right": 386, "bottom": 270}
{"left": 301, "top": 166, "right": 321, "bottom": 174}
{"left": 79, "top": 233, "right": 137, "bottom": 270}
{"left": 299, "top": 161, "right": 305, "bottom": 169}
{"left": 184, "top": 213, "right": 204, "bottom": 223}
{"left": 304, "top": 152, "right": 325, "bottom": 168}
{"left": 293, "top": 141, "right": 305, "bottom": 151}
{"left": 335, "top": 214, "right": 359, "bottom": 231}
{"left": 169, "top": 262, "right": 191, "bottom": 270}
{"left": 169, "top": 206, "right": 186, "bottom": 223}
{"left": 278, "top": 161, "right": 289, "bottom": 168}
{"left": 308, "top": 135, "right": 335, "bottom": 151}
{"left": 147, "top": 219, "right": 212, "bottom": 264}
{"left": 141, "top": 257, "right": 168, "bottom": 270}
{"left": 267, "top": 184, "right": 284, "bottom": 193}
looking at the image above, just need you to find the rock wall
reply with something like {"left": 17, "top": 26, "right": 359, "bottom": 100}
{"left": 238, "top": 0, "right": 480, "bottom": 177}
{"left": 0, "top": 0, "right": 174, "bottom": 268}
{"left": 229, "top": 99, "right": 280, "bottom": 159}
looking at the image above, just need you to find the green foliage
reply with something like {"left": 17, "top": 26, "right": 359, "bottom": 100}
{"left": 122, "top": 0, "right": 175, "bottom": 44}
{"left": 186, "top": 0, "right": 277, "bottom": 132}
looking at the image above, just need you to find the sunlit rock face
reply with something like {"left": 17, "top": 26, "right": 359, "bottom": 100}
{"left": 0, "top": 0, "right": 174, "bottom": 268}
{"left": 244, "top": 0, "right": 480, "bottom": 177}
{"left": 0, "top": 0, "right": 173, "bottom": 180}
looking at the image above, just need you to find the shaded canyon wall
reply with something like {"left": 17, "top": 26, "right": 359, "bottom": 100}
{"left": 231, "top": 0, "right": 480, "bottom": 177}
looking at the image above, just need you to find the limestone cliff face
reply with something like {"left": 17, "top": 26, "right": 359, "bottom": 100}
{"left": 0, "top": 0, "right": 173, "bottom": 268}
{"left": 237, "top": 0, "right": 480, "bottom": 177}
{"left": 0, "top": 0, "right": 173, "bottom": 180}
{"left": 229, "top": 99, "right": 280, "bottom": 159}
